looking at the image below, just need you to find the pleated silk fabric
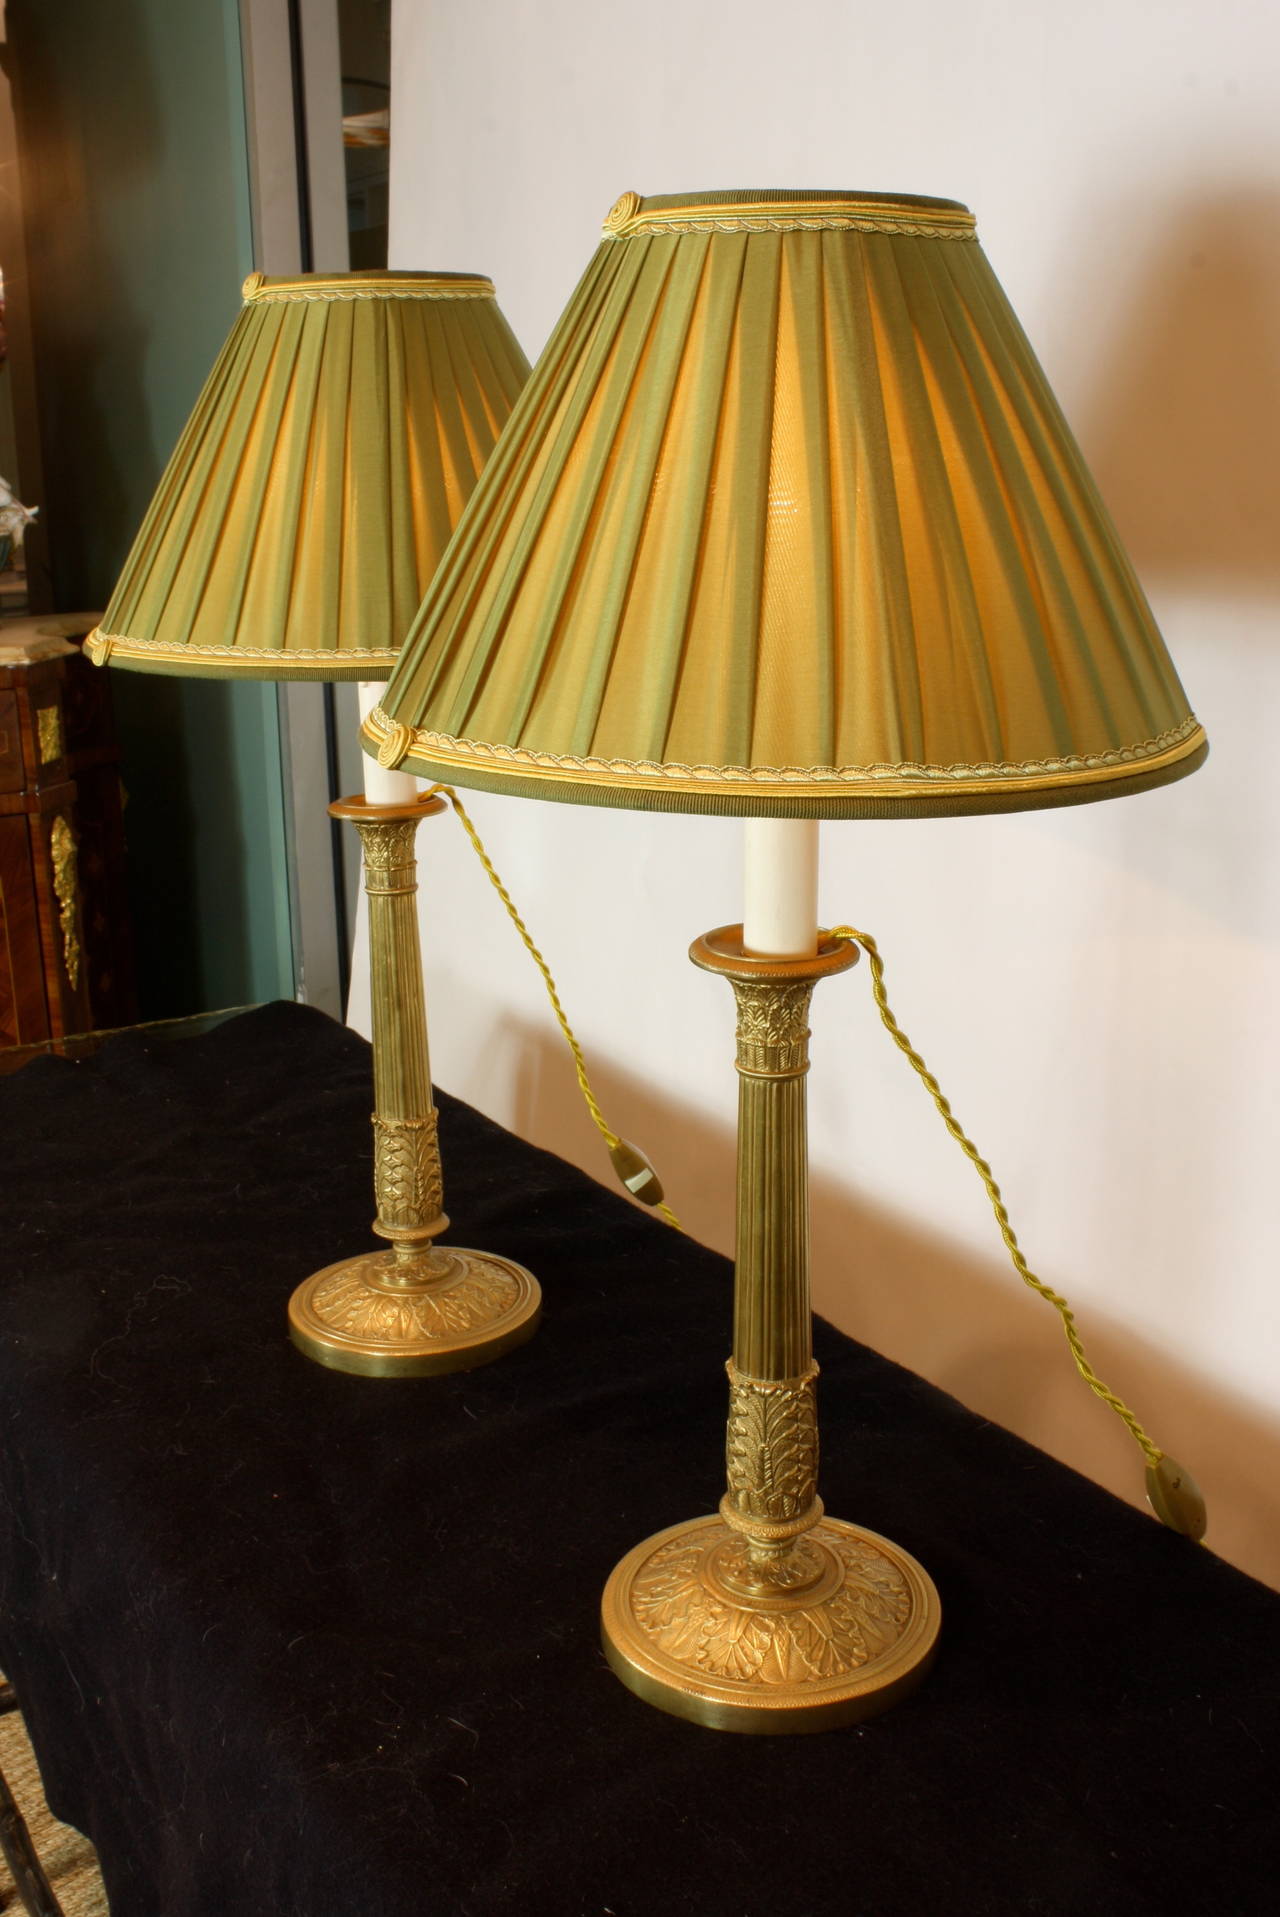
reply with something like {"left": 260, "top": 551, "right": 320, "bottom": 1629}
{"left": 371, "top": 191, "right": 1205, "bottom": 816}
{"left": 88, "top": 272, "right": 530, "bottom": 681}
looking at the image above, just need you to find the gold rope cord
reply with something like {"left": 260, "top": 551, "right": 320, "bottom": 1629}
{"left": 425, "top": 784, "right": 682, "bottom": 1231}
{"left": 403, "top": 795, "right": 1199, "bottom": 1531}
{"left": 826, "top": 924, "right": 1166, "bottom": 1467}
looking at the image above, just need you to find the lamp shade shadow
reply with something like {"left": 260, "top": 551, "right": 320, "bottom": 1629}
{"left": 1078, "top": 186, "right": 1280, "bottom": 590}
{"left": 492, "top": 1012, "right": 1280, "bottom": 1593}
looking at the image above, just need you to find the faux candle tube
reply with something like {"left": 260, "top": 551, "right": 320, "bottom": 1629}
{"left": 743, "top": 819, "right": 819, "bottom": 957}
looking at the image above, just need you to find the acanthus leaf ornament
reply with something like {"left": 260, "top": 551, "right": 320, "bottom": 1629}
{"left": 50, "top": 815, "right": 81, "bottom": 990}
{"left": 624, "top": 1523, "right": 915, "bottom": 1688}
{"left": 37, "top": 707, "right": 63, "bottom": 765}
{"left": 724, "top": 1364, "right": 820, "bottom": 1523}
{"left": 373, "top": 1113, "right": 445, "bottom": 1229}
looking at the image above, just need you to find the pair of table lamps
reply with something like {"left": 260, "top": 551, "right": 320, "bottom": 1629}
{"left": 87, "top": 189, "right": 1205, "bottom": 1735}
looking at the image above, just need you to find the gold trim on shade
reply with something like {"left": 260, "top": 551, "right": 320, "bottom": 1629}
{"left": 376, "top": 188, "right": 1205, "bottom": 818}
{"left": 242, "top": 269, "right": 496, "bottom": 302}
{"left": 363, "top": 708, "right": 1206, "bottom": 819}
{"left": 93, "top": 270, "right": 531, "bottom": 682}
{"left": 603, "top": 187, "right": 977, "bottom": 240}
{"left": 85, "top": 631, "right": 402, "bottom": 681}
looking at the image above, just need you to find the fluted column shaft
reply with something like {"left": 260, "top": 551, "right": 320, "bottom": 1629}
{"left": 730, "top": 978, "right": 817, "bottom": 1379}
{"left": 331, "top": 794, "right": 449, "bottom": 1259}
{"left": 690, "top": 927, "right": 859, "bottom": 1580}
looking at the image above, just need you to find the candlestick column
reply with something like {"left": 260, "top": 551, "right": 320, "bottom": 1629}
{"left": 599, "top": 829, "right": 940, "bottom": 1731}
{"left": 286, "top": 790, "right": 540, "bottom": 1376}
{"left": 696, "top": 921, "right": 855, "bottom": 1604}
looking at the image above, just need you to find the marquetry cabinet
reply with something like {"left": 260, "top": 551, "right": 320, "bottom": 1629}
{"left": 0, "top": 617, "right": 136, "bottom": 1051}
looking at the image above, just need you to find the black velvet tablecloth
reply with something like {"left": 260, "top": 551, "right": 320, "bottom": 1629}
{"left": 0, "top": 1003, "right": 1276, "bottom": 1916}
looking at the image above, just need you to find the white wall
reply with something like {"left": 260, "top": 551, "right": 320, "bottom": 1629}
{"left": 364, "top": 0, "right": 1280, "bottom": 1585}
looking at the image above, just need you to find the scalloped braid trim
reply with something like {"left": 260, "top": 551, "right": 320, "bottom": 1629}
{"left": 365, "top": 710, "right": 1203, "bottom": 787}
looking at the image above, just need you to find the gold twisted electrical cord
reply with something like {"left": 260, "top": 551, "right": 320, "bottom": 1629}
{"left": 424, "top": 784, "right": 681, "bottom": 1230}
{"left": 401, "top": 790, "right": 1203, "bottom": 1539}
{"left": 826, "top": 924, "right": 1206, "bottom": 1539}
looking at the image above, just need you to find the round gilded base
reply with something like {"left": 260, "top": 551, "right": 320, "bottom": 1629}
{"left": 601, "top": 1513, "right": 940, "bottom": 1734}
{"left": 288, "top": 1245, "right": 541, "bottom": 1377}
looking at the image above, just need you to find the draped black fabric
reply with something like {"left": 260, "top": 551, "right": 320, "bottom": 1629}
{"left": 0, "top": 1003, "right": 1275, "bottom": 1916}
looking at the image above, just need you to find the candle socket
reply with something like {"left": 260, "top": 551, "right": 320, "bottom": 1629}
{"left": 600, "top": 925, "right": 939, "bottom": 1731}
{"left": 287, "top": 793, "right": 540, "bottom": 1376}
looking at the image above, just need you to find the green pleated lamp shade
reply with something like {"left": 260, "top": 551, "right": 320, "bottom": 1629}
{"left": 367, "top": 190, "right": 1206, "bottom": 817}
{"left": 86, "top": 270, "right": 531, "bottom": 681}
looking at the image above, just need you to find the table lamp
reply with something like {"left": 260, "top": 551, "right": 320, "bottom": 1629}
{"left": 364, "top": 190, "right": 1207, "bottom": 1728}
{"left": 85, "top": 268, "right": 542, "bottom": 1377}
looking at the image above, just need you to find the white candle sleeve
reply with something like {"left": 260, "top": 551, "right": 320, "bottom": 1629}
{"left": 743, "top": 818, "right": 820, "bottom": 958}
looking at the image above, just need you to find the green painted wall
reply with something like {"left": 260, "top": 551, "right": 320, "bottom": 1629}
{"left": 8, "top": 0, "right": 294, "bottom": 1015}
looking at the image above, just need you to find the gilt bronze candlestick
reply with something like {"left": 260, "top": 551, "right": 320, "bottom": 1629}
{"left": 600, "top": 926, "right": 940, "bottom": 1731}
{"left": 287, "top": 793, "right": 541, "bottom": 1376}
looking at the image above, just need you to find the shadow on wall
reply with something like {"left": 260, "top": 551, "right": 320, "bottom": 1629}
{"left": 495, "top": 1013, "right": 1280, "bottom": 1592}
{"left": 1079, "top": 185, "right": 1280, "bottom": 590}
